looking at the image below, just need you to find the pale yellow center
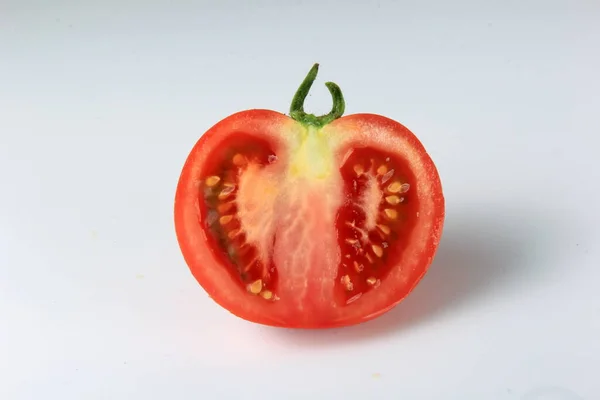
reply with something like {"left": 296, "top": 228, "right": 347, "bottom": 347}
{"left": 288, "top": 126, "right": 337, "bottom": 180}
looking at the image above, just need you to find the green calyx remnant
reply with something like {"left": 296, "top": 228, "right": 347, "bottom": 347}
{"left": 289, "top": 63, "right": 346, "bottom": 128}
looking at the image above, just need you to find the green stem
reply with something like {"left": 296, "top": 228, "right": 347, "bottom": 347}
{"left": 289, "top": 63, "right": 346, "bottom": 128}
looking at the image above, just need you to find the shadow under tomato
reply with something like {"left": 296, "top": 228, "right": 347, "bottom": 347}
{"left": 267, "top": 206, "right": 567, "bottom": 345}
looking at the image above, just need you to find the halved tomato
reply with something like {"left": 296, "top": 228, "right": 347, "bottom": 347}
{"left": 174, "top": 64, "right": 445, "bottom": 328}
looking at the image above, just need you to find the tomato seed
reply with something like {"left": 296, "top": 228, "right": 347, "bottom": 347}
{"left": 346, "top": 238, "right": 361, "bottom": 249}
{"left": 385, "top": 195, "right": 402, "bottom": 205}
{"left": 247, "top": 279, "right": 263, "bottom": 294}
{"left": 232, "top": 153, "right": 247, "bottom": 166}
{"left": 218, "top": 185, "right": 235, "bottom": 200}
{"left": 260, "top": 290, "right": 273, "bottom": 300}
{"left": 383, "top": 208, "right": 398, "bottom": 220}
{"left": 381, "top": 169, "right": 394, "bottom": 184}
{"left": 205, "top": 176, "right": 221, "bottom": 187}
{"left": 340, "top": 275, "right": 353, "bottom": 291}
{"left": 376, "top": 224, "right": 390, "bottom": 235}
{"left": 371, "top": 244, "right": 383, "bottom": 258}
{"left": 219, "top": 215, "right": 233, "bottom": 225}
{"left": 346, "top": 293, "right": 362, "bottom": 304}
{"left": 227, "top": 229, "right": 240, "bottom": 239}
{"left": 387, "top": 181, "right": 402, "bottom": 193}
{"left": 353, "top": 164, "right": 364, "bottom": 176}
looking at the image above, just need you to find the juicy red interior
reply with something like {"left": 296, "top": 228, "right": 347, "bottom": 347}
{"left": 198, "top": 134, "right": 419, "bottom": 306}
{"left": 198, "top": 133, "right": 279, "bottom": 295}
{"left": 334, "top": 147, "right": 419, "bottom": 304}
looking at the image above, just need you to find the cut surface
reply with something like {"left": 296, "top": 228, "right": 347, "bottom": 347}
{"left": 175, "top": 110, "right": 444, "bottom": 328}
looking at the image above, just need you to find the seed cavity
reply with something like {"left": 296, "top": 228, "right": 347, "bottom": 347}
{"left": 384, "top": 208, "right": 398, "bottom": 220}
{"left": 339, "top": 150, "right": 415, "bottom": 305}
{"left": 247, "top": 279, "right": 263, "bottom": 294}
{"left": 205, "top": 176, "right": 221, "bottom": 187}
{"left": 204, "top": 150, "right": 282, "bottom": 303}
{"left": 341, "top": 275, "right": 354, "bottom": 291}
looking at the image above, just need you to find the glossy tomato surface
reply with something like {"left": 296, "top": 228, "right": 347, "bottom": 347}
{"left": 174, "top": 65, "right": 445, "bottom": 328}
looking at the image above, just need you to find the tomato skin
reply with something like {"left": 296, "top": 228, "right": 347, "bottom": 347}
{"left": 174, "top": 107, "right": 445, "bottom": 329}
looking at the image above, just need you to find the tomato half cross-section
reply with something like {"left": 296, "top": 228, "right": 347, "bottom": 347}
{"left": 174, "top": 64, "right": 445, "bottom": 329}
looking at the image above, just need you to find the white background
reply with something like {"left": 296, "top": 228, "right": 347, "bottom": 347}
{"left": 1, "top": 1, "right": 599, "bottom": 399}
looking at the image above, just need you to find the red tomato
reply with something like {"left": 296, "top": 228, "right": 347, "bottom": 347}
{"left": 174, "top": 64, "right": 445, "bottom": 328}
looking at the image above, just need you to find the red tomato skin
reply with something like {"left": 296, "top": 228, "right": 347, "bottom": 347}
{"left": 174, "top": 109, "right": 445, "bottom": 329}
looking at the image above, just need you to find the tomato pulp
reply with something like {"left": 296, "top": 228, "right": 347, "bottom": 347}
{"left": 174, "top": 64, "right": 445, "bottom": 328}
